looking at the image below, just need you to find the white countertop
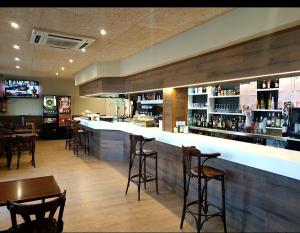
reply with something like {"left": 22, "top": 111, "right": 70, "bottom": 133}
{"left": 77, "top": 118, "right": 300, "bottom": 181}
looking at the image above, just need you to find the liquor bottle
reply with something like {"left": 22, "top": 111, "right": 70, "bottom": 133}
{"left": 262, "top": 80, "right": 267, "bottom": 89}
{"left": 267, "top": 94, "right": 272, "bottom": 109}
{"left": 271, "top": 113, "right": 275, "bottom": 127}
{"left": 271, "top": 96, "right": 275, "bottom": 110}
{"left": 282, "top": 118, "right": 288, "bottom": 137}
{"left": 261, "top": 98, "right": 265, "bottom": 109}
{"left": 267, "top": 80, "right": 271, "bottom": 89}
{"left": 218, "top": 85, "right": 221, "bottom": 96}
{"left": 231, "top": 117, "right": 236, "bottom": 131}
{"left": 275, "top": 113, "right": 281, "bottom": 128}
{"left": 275, "top": 78, "right": 279, "bottom": 88}
{"left": 214, "top": 86, "right": 218, "bottom": 96}
{"left": 267, "top": 113, "right": 271, "bottom": 127}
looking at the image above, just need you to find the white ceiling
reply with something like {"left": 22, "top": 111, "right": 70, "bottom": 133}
{"left": 0, "top": 7, "right": 232, "bottom": 79}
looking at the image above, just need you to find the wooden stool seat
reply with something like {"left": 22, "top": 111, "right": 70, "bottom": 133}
{"left": 192, "top": 165, "right": 225, "bottom": 177}
{"left": 136, "top": 149, "right": 157, "bottom": 156}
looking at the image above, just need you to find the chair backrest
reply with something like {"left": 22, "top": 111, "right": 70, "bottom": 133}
{"left": 25, "top": 122, "right": 35, "bottom": 133}
{"left": 16, "top": 135, "right": 36, "bottom": 152}
{"left": 181, "top": 146, "right": 201, "bottom": 174}
{"left": 129, "top": 134, "right": 143, "bottom": 157}
{"left": 0, "top": 135, "right": 13, "bottom": 152}
{"left": 6, "top": 190, "right": 66, "bottom": 233}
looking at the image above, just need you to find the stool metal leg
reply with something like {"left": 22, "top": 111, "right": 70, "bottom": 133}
{"left": 180, "top": 171, "right": 187, "bottom": 229}
{"left": 155, "top": 154, "right": 159, "bottom": 195}
{"left": 204, "top": 176, "right": 208, "bottom": 214}
{"left": 197, "top": 174, "right": 202, "bottom": 233}
{"left": 144, "top": 156, "right": 147, "bottom": 190}
{"left": 138, "top": 155, "right": 142, "bottom": 201}
{"left": 125, "top": 153, "right": 133, "bottom": 195}
{"left": 221, "top": 176, "right": 227, "bottom": 233}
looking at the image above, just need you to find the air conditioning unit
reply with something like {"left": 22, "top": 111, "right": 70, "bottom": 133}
{"left": 30, "top": 27, "right": 96, "bottom": 51}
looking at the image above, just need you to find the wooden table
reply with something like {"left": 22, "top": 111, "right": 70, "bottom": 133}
{"left": 0, "top": 176, "right": 62, "bottom": 207}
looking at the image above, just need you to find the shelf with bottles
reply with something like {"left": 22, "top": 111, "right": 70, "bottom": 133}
{"left": 211, "top": 84, "right": 240, "bottom": 97}
{"left": 137, "top": 90, "right": 163, "bottom": 103}
{"left": 256, "top": 89, "right": 279, "bottom": 110}
{"left": 257, "top": 78, "right": 279, "bottom": 90}
{"left": 188, "top": 86, "right": 208, "bottom": 95}
{"left": 209, "top": 95, "right": 240, "bottom": 98}
{"left": 266, "top": 127, "right": 282, "bottom": 130}
{"left": 257, "top": 88, "right": 279, "bottom": 92}
{"left": 138, "top": 99, "right": 163, "bottom": 105}
{"left": 253, "top": 109, "right": 282, "bottom": 112}
{"left": 208, "top": 112, "right": 244, "bottom": 116}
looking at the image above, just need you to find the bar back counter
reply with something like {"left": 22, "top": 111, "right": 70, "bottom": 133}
{"left": 77, "top": 118, "right": 300, "bottom": 232}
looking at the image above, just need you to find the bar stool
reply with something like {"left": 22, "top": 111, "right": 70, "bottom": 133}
{"left": 125, "top": 134, "right": 159, "bottom": 201}
{"left": 180, "top": 146, "right": 227, "bottom": 233}
{"left": 64, "top": 119, "right": 73, "bottom": 150}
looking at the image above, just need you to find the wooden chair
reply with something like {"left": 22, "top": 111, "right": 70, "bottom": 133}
{"left": 16, "top": 135, "right": 36, "bottom": 169}
{"left": 0, "top": 135, "right": 13, "bottom": 170}
{"left": 6, "top": 190, "right": 66, "bottom": 233}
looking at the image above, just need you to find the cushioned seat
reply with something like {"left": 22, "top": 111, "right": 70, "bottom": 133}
{"left": 191, "top": 165, "right": 225, "bottom": 177}
{"left": 136, "top": 149, "right": 157, "bottom": 156}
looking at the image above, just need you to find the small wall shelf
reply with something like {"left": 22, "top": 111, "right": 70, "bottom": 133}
{"left": 253, "top": 109, "right": 282, "bottom": 112}
{"left": 209, "top": 95, "right": 240, "bottom": 98}
{"left": 138, "top": 100, "right": 163, "bottom": 105}
{"left": 257, "top": 88, "right": 279, "bottom": 92}
{"left": 208, "top": 112, "right": 244, "bottom": 116}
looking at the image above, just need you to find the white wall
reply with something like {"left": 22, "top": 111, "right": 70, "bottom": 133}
{"left": 75, "top": 8, "right": 300, "bottom": 86}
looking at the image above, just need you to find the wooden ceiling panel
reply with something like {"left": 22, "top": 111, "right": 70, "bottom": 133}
{"left": 0, "top": 8, "right": 233, "bottom": 79}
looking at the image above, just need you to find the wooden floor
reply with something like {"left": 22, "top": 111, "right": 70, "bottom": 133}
{"left": 0, "top": 140, "right": 232, "bottom": 232}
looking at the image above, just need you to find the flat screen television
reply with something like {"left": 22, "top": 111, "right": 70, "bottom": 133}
{"left": 4, "top": 80, "right": 40, "bottom": 98}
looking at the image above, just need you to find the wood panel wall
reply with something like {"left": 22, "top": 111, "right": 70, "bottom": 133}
{"left": 163, "top": 88, "right": 188, "bottom": 132}
{"left": 79, "top": 26, "right": 300, "bottom": 95}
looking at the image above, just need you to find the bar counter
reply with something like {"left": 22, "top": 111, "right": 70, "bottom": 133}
{"left": 77, "top": 118, "right": 300, "bottom": 180}
{"left": 77, "top": 118, "right": 300, "bottom": 232}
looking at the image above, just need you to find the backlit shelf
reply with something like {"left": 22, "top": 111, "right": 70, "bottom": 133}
{"left": 209, "top": 95, "right": 240, "bottom": 98}
{"left": 208, "top": 112, "right": 244, "bottom": 116}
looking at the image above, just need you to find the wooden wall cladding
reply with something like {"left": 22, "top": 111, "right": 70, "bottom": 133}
{"left": 163, "top": 88, "right": 188, "bottom": 132}
{"left": 79, "top": 26, "right": 300, "bottom": 96}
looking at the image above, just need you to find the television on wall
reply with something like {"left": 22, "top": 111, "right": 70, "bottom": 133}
{"left": 4, "top": 80, "right": 40, "bottom": 98}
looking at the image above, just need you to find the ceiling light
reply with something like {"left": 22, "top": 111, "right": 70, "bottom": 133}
{"left": 56, "top": 72, "right": 59, "bottom": 76}
{"left": 69, "top": 59, "right": 73, "bottom": 63}
{"left": 14, "top": 57, "right": 20, "bottom": 61}
{"left": 10, "top": 22, "right": 19, "bottom": 29}
{"left": 81, "top": 48, "right": 86, "bottom": 53}
{"left": 100, "top": 29, "right": 106, "bottom": 35}
{"left": 16, "top": 65, "right": 20, "bottom": 69}
{"left": 61, "top": 67, "right": 65, "bottom": 71}
{"left": 13, "top": 44, "right": 20, "bottom": 50}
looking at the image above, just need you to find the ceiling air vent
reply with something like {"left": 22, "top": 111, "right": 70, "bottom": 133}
{"left": 29, "top": 27, "right": 95, "bottom": 51}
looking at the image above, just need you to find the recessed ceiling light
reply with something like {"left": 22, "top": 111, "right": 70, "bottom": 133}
{"left": 14, "top": 57, "right": 20, "bottom": 61}
{"left": 61, "top": 67, "right": 65, "bottom": 71}
{"left": 69, "top": 59, "right": 73, "bottom": 63}
{"left": 81, "top": 48, "right": 86, "bottom": 53}
{"left": 10, "top": 22, "right": 19, "bottom": 29}
{"left": 56, "top": 72, "right": 59, "bottom": 76}
{"left": 16, "top": 65, "right": 20, "bottom": 69}
{"left": 100, "top": 29, "right": 106, "bottom": 35}
{"left": 13, "top": 44, "right": 20, "bottom": 50}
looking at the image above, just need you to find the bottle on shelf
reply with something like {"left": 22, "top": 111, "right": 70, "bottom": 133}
{"left": 274, "top": 78, "right": 279, "bottom": 88}
{"left": 262, "top": 80, "right": 267, "bottom": 89}
{"left": 271, "top": 113, "right": 275, "bottom": 127}
{"left": 260, "top": 98, "right": 265, "bottom": 109}
{"left": 275, "top": 113, "right": 281, "bottom": 128}
{"left": 282, "top": 118, "right": 288, "bottom": 137}
{"left": 267, "top": 79, "right": 271, "bottom": 89}
{"left": 267, "top": 113, "right": 271, "bottom": 127}
{"left": 271, "top": 96, "right": 275, "bottom": 110}
{"left": 268, "top": 93, "right": 272, "bottom": 110}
